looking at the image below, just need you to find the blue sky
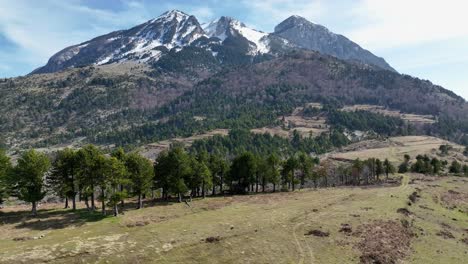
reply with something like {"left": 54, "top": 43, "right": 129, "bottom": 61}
{"left": 0, "top": 0, "right": 467, "bottom": 99}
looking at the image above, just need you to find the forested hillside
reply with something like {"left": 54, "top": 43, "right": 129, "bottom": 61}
{"left": 1, "top": 51, "right": 467, "bottom": 151}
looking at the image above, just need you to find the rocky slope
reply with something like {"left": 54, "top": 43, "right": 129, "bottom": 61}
{"left": 32, "top": 10, "right": 394, "bottom": 74}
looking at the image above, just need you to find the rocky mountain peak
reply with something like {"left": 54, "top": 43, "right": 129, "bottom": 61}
{"left": 273, "top": 16, "right": 395, "bottom": 72}
{"left": 32, "top": 10, "right": 395, "bottom": 74}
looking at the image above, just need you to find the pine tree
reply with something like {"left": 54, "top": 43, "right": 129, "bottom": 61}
{"left": 383, "top": 159, "right": 395, "bottom": 181}
{"left": 11, "top": 150, "right": 51, "bottom": 216}
{"left": 297, "top": 152, "right": 314, "bottom": 188}
{"left": 0, "top": 149, "right": 12, "bottom": 205}
{"left": 76, "top": 145, "right": 102, "bottom": 211}
{"left": 48, "top": 148, "right": 79, "bottom": 210}
{"left": 104, "top": 157, "right": 127, "bottom": 216}
{"left": 265, "top": 153, "right": 281, "bottom": 192}
{"left": 229, "top": 152, "right": 257, "bottom": 194}
{"left": 375, "top": 159, "right": 384, "bottom": 181}
{"left": 125, "top": 153, "right": 154, "bottom": 209}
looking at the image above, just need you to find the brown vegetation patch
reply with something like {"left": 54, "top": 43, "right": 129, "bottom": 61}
{"left": 339, "top": 223, "right": 353, "bottom": 234}
{"left": 441, "top": 190, "right": 468, "bottom": 212}
{"left": 397, "top": 208, "right": 412, "bottom": 216}
{"left": 305, "top": 229, "right": 329, "bottom": 237}
{"left": 354, "top": 220, "right": 412, "bottom": 264}
{"left": 436, "top": 230, "right": 455, "bottom": 239}
{"left": 408, "top": 192, "right": 420, "bottom": 203}
{"left": 126, "top": 220, "right": 150, "bottom": 228}
{"left": 12, "top": 236, "right": 33, "bottom": 241}
{"left": 205, "top": 236, "right": 221, "bottom": 243}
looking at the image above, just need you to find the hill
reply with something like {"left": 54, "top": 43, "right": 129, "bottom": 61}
{"left": 2, "top": 50, "right": 468, "bottom": 152}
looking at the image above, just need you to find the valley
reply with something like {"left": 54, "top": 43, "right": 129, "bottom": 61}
{"left": 1, "top": 6, "right": 468, "bottom": 264}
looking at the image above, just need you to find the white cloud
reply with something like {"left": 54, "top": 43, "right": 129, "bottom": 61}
{"left": 348, "top": 0, "right": 468, "bottom": 50}
{"left": 0, "top": 0, "right": 150, "bottom": 69}
{"left": 189, "top": 7, "right": 215, "bottom": 22}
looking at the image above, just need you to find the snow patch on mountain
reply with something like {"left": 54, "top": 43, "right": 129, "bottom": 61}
{"left": 203, "top": 17, "right": 270, "bottom": 54}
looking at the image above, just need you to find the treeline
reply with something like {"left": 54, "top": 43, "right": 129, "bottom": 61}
{"left": 189, "top": 129, "right": 349, "bottom": 158}
{"left": 398, "top": 153, "right": 468, "bottom": 176}
{"left": 302, "top": 104, "right": 412, "bottom": 136}
{"left": 0, "top": 143, "right": 397, "bottom": 217}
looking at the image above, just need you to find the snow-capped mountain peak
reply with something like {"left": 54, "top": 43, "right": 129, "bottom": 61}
{"left": 32, "top": 10, "right": 394, "bottom": 74}
{"left": 203, "top": 16, "right": 270, "bottom": 54}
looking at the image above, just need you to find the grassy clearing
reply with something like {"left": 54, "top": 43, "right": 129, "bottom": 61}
{"left": 327, "top": 136, "right": 467, "bottom": 164}
{"left": 0, "top": 175, "right": 467, "bottom": 263}
{"left": 341, "top": 104, "right": 436, "bottom": 125}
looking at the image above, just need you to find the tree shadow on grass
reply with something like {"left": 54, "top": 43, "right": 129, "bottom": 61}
{"left": 0, "top": 208, "right": 107, "bottom": 231}
{"left": 0, "top": 198, "right": 183, "bottom": 231}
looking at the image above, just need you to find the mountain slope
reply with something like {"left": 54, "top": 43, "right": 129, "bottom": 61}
{"left": 2, "top": 50, "right": 468, "bottom": 150}
{"left": 203, "top": 16, "right": 270, "bottom": 54}
{"left": 94, "top": 51, "right": 468, "bottom": 146}
{"left": 273, "top": 15, "right": 395, "bottom": 72}
{"left": 32, "top": 10, "right": 205, "bottom": 74}
{"left": 32, "top": 10, "right": 395, "bottom": 74}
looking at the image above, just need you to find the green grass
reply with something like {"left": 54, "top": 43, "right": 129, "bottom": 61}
{"left": 0, "top": 175, "right": 467, "bottom": 263}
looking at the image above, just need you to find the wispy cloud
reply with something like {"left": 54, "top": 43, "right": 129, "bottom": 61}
{"left": 348, "top": 0, "right": 468, "bottom": 51}
{"left": 0, "top": 0, "right": 153, "bottom": 72}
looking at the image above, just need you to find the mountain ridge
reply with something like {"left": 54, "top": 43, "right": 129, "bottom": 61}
{"left": 32, "top": 10, "right": 395, "bottom": 74}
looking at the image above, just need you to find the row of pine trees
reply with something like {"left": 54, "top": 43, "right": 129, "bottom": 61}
{"left": 0, "top": 145, "right": 398, "bottom": 217}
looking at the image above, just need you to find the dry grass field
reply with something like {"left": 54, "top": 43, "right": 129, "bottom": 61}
{"left": 0, "top": 174, "right": 467, "bottom": 264}
{"left": 341, "top": 104, "right": 436, "bottom": 125}
{"left": 326, "top": 136, "right": 467, "bottom": 164}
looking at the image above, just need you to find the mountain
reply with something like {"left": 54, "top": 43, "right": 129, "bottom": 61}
{"left": 3, "top": 49, "right": 467, "bottom": 150}
{"left": 32, "top": 10, "right": 205, "bottom": 74}
{"left": 32, "top": 10, "right": 394, "bottom": 74}
{"left": 273, "top": 15, "right": 395, "bottom": 72}
{"left": 203, "top": 16, "right": 270, "bottom": 55}
{"left": 3, "top": 10, "right": 467, "bottom": 151}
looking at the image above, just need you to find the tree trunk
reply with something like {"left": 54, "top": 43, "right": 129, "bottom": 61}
{"left": 101, "top": 189, "right": 106, "bottom": 216}
{"left": 262, "top": 177, "right": 266, "bottom": 193}
{"left": 202, "top": 180, "right": 206, "bottom": 199}
{"left": 113, "top": 204, "right": 119, "bottom": 216}
{"left": 137, "top": 194, "right": 143, "bottom": 209}
{"left": 72, "top": 194, "right": 76, "bottom": 211}
{"left": 64, "top": 197, "right": 69, "bottom": 209}
{"left": 212, "top": 183, "right": 216, "bottom": 196}
{"left": 91, "top": 186, "right": 96, "bottom": 210}
{"left": 31, "top": 201, "right": 37, "bottom": 216}
{"left": 178, "top": 193, "right": 182, "bottom": 203}
{"left": 273, "top": 183, "right": 276, "bottom": 192}
{"left": 255, "top": 174, "right": 259, "bottom": 193}
{"left": 220, "top": 176, "right": 223, "bottom": 194}
{"left": 84, "top": 196, "right": 90, "bottom": 211}
{"left": 120, "top": 184, "right": 125, "bottom": 208}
